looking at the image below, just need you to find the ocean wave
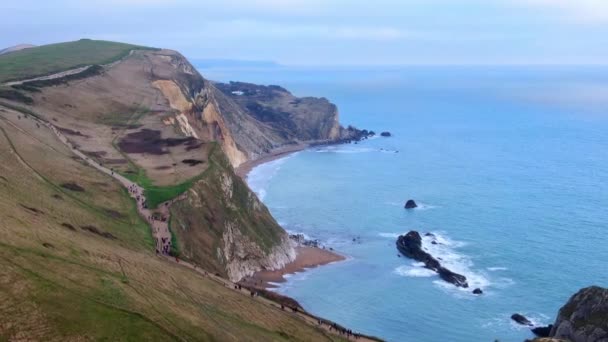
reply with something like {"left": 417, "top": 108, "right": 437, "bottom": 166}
{"left": 392, "top": 231, "right": 489, "bottom": 292}
{"left": 394, "top": 264, "right": 436, "bottom": 277}
{"left": 487, "top": 266, "right": 508, "bottom": 272}
{"left": 378, "top": 232, "right": 401, "bottom": 239}
{"left": 313, "top": 146, "right": 376, "bottom": 154}
{"left": 247, "top": 153, "right": 297, "bottom": 201}
{"left": 285, "top": 229, "right": 313, "bottom": 241}
{"left": 385, "top": 201, "right": 437, "bottom": 210}
{"left": 423, "top": 233, "right": 487, "bottom": 291}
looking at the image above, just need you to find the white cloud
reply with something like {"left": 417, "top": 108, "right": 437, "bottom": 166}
{"left": 512, "top": 0, "right": 608, "bottom": 22}
{"left": 200, "top": 20, "right": 410, "bottom": 41}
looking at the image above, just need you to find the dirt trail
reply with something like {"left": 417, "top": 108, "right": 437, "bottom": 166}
{"left": 42, "top": 118, "right": 379, "bottom": 342}
{"left": 48, "top": 124, "right": 173, "bottom": 254}
{"left": 4, "top": 66, "right": 92, "bottom": 86}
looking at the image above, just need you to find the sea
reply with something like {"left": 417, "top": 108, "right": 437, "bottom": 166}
{"left": 199, "top": 64, "right": 608, "bottom": 342}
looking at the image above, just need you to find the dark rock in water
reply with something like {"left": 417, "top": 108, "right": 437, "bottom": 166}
{"left": 380, "top": 131, "right": 392, "bottom": 137}
{"left": 472, "top": 288, "right": 483, "bottom": 295}
{"left": 424, "top": 232, "right": 435, "bottom": 237}
{"left": 511, "top": 313, "right": 533, "bottom": 326}
{"left": 531, "top": 325, "right": 552, "bottom": 337}
{"left": 437, "top": 267, "right": 469, "bottom": 288}
{"left": 404, "top": 199, "right": 418, "bottom": 209}
{"left": 396, "top": 231, "right": 469, "bottom": 288}
{"left": 431, "top": 240, "right": 438, "bottom": 245}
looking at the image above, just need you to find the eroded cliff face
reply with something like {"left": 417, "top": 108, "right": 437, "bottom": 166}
{"left": 169, "top": 145, "right": 295, "bottom": 281}
{"left": 548, "top": 286, "right": 608, "bottom": 342}
{"left": 151, "top": 56, "right": 351, "bottom": 168}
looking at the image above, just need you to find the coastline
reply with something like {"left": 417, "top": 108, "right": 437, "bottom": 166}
{"left": 238, "top": 144, "right": 348, "bottom": 290}
{"left": 240, "top": 246, "right": 346, "bottom": 289}
{"left": 235, "top": 143, "right": 308, "bottom": 179}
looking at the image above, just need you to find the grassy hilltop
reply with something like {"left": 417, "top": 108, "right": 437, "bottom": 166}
{"left": 0, "top": 39, "right": 153, "bottom": 83}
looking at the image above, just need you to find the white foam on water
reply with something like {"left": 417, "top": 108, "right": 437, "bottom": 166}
{"left": 394, "top": 264, "right": 436, "bottom": 278}
{"left": 487, "top": 266, "right": 508, "bottom": 272}
{"left": 246, "top": 153, "right": 297, "bottom": 201}
{"left": 378, "top": 232, "right": 401, "bottom": 238}
{"left": 313, "top": 146, "right": 376, "bottom": 154}
{"left": 419, "top": 232, "right": 491, "bottom": 294}
{"left": 385, "top": 201, "right": 437, "bottom": 210}
{"left": 286, "top": 229, "right": 313, "bottom": 241}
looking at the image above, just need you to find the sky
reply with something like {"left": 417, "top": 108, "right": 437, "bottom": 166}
{"left": 2, "top": 0, "right": 608, "bottom": 65}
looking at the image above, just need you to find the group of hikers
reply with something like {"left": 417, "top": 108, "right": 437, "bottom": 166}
{"left": 323, "top": 321, "right": 362, "bottom": 340}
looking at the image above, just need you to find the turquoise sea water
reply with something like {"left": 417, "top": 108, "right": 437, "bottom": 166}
{"left": 201, "top": 65, "right": 608, "bottom": 342}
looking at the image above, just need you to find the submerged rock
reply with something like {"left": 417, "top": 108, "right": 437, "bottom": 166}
{"left": 532, "top": 325, "right": 553, "bottom": 338}
{"left": 404, "top": 199, "right": 418, "bottom": 209}
{"left": 473, "top": 288, "right": 483, "bottom": 295}
{"left": 396, "top": 231, "right": 469, "bottom": 288}
{"left": 511, "top": 313, "right": 534, "bottom": 326}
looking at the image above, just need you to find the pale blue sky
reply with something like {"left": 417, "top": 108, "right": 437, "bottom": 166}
{"left": 3, "top": 0, "right": 608, "bottom": 65}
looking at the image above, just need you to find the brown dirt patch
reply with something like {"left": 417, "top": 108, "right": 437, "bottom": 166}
{"left": 19, "top": 204, "right": 44, "bottom": 215}
{"left": 80, "top": 225, "right": 117, "bottom": 240}
{"left": 83, "top": 150, "right": 107, "bottom": 158}
{"left": 117, "top": 129, "right": 198, "bottom": 155}
{"left": 104, "top": 209, "right": 125, "bottom": 219}
{"left": 56, "top": 126, "right": 89, "bottom": 137}
{"left": 61, "top": 223, "right": 76, "bottom": 231}
{"left": 61, "top": 182, "right": 85, "bottom": 192}
{"left": 182, "top": 159, "right": 204, "bottom": 166}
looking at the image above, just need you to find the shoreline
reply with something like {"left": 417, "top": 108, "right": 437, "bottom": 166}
{"left": 238, "top": 144, "right": 349, "bottom": 290}
{"left": 240, "top": 246, "right": 346, "bottom": 289}
{"left": 235, "top": 143, "right": 308, "bottom": 179}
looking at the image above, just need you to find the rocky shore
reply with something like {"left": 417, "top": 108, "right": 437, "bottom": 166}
{"left": 239, "top": 246, "right": 345, "bottom": 289}
{"left": 396, "top": 231, "right": 469, "bottom": 288}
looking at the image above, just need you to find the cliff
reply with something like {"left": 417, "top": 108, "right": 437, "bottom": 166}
{"left": 0, "top": 39, "right": 366, "bottom": 340}
{"left": 530, "top": 286, "right": 608, "bottom": 342}
{"left": 169, "top": 144, "right": 296, "bottom": 281}
{"left": 0, "top": 39, "right": 355, "bottom": 285}
{"left": 551, "top": 286, "right": 608, "bottom": 342}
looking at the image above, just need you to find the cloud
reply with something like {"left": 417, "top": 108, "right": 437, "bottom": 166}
{"left": 199, "top": 20, "right": 410, "bottom": 41}
{"left": 512, "top": 0, "right": 608, "bottom": 22}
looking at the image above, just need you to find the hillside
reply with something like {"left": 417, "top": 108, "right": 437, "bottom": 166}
{"left": 0, "top": 44, "right": 36, "bottom": 55}
{"left": 0, "top": 39, "right": 153, "bottom": 83}
{"left": 0, "top": 39, "right": 373, "bottom": 340}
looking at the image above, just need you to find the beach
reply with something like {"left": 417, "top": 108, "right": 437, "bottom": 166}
{"left": 240, "top": 246, "right": 345, "bottom": 289}
{"left": 235, "top": 143, "right": 308, "bottom": 178}
{"left": 239, "top": 145, "right": 348, "bottom": 290}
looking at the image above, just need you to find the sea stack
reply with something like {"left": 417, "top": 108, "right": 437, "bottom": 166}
{"left": 396, "top": 231, "right": 469, "bottom": 288}
{"left": 404, "top": 199, "right": 418, "bottom": 209}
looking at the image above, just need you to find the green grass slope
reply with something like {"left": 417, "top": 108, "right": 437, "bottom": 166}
{"left": 0, "top": 105, "right": 346, "bottom": 341}
{"left": 0, "top": 39, "right": 153, "bottom": 82}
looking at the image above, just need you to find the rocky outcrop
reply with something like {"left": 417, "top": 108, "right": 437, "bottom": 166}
{"left": 546, "top": 286, "right": 608, "bottom": 342}
{"left": 169, "top": 145, "right": 296, "bottom": 281}
{"left": 473, "top": 288, "right": 483, "bottom": 295}
{"left": 380, "top": 131, "right": 392, "bottom": 137}
{"left": 405, "top": 199, "right": 418, "bottom": 209}
{"left": 512, "top": 313, "right": 534, "bottom": 326}
{"left": 396, "top": 231, "right": 469, "bottom": 288}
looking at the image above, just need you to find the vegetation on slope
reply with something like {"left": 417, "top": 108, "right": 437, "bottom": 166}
{"left": 0, "top": 39, "right": 154, "bottom": 82}
{"left": 0, "top": 104, "right": 346, "bottom": 341}
{"left": 170, "top": 143, "right": 286, "bottom": 278}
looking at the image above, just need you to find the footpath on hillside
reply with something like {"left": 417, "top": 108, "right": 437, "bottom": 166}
{"left": 42, "top": 117, "right": 379, "bottom": 342}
